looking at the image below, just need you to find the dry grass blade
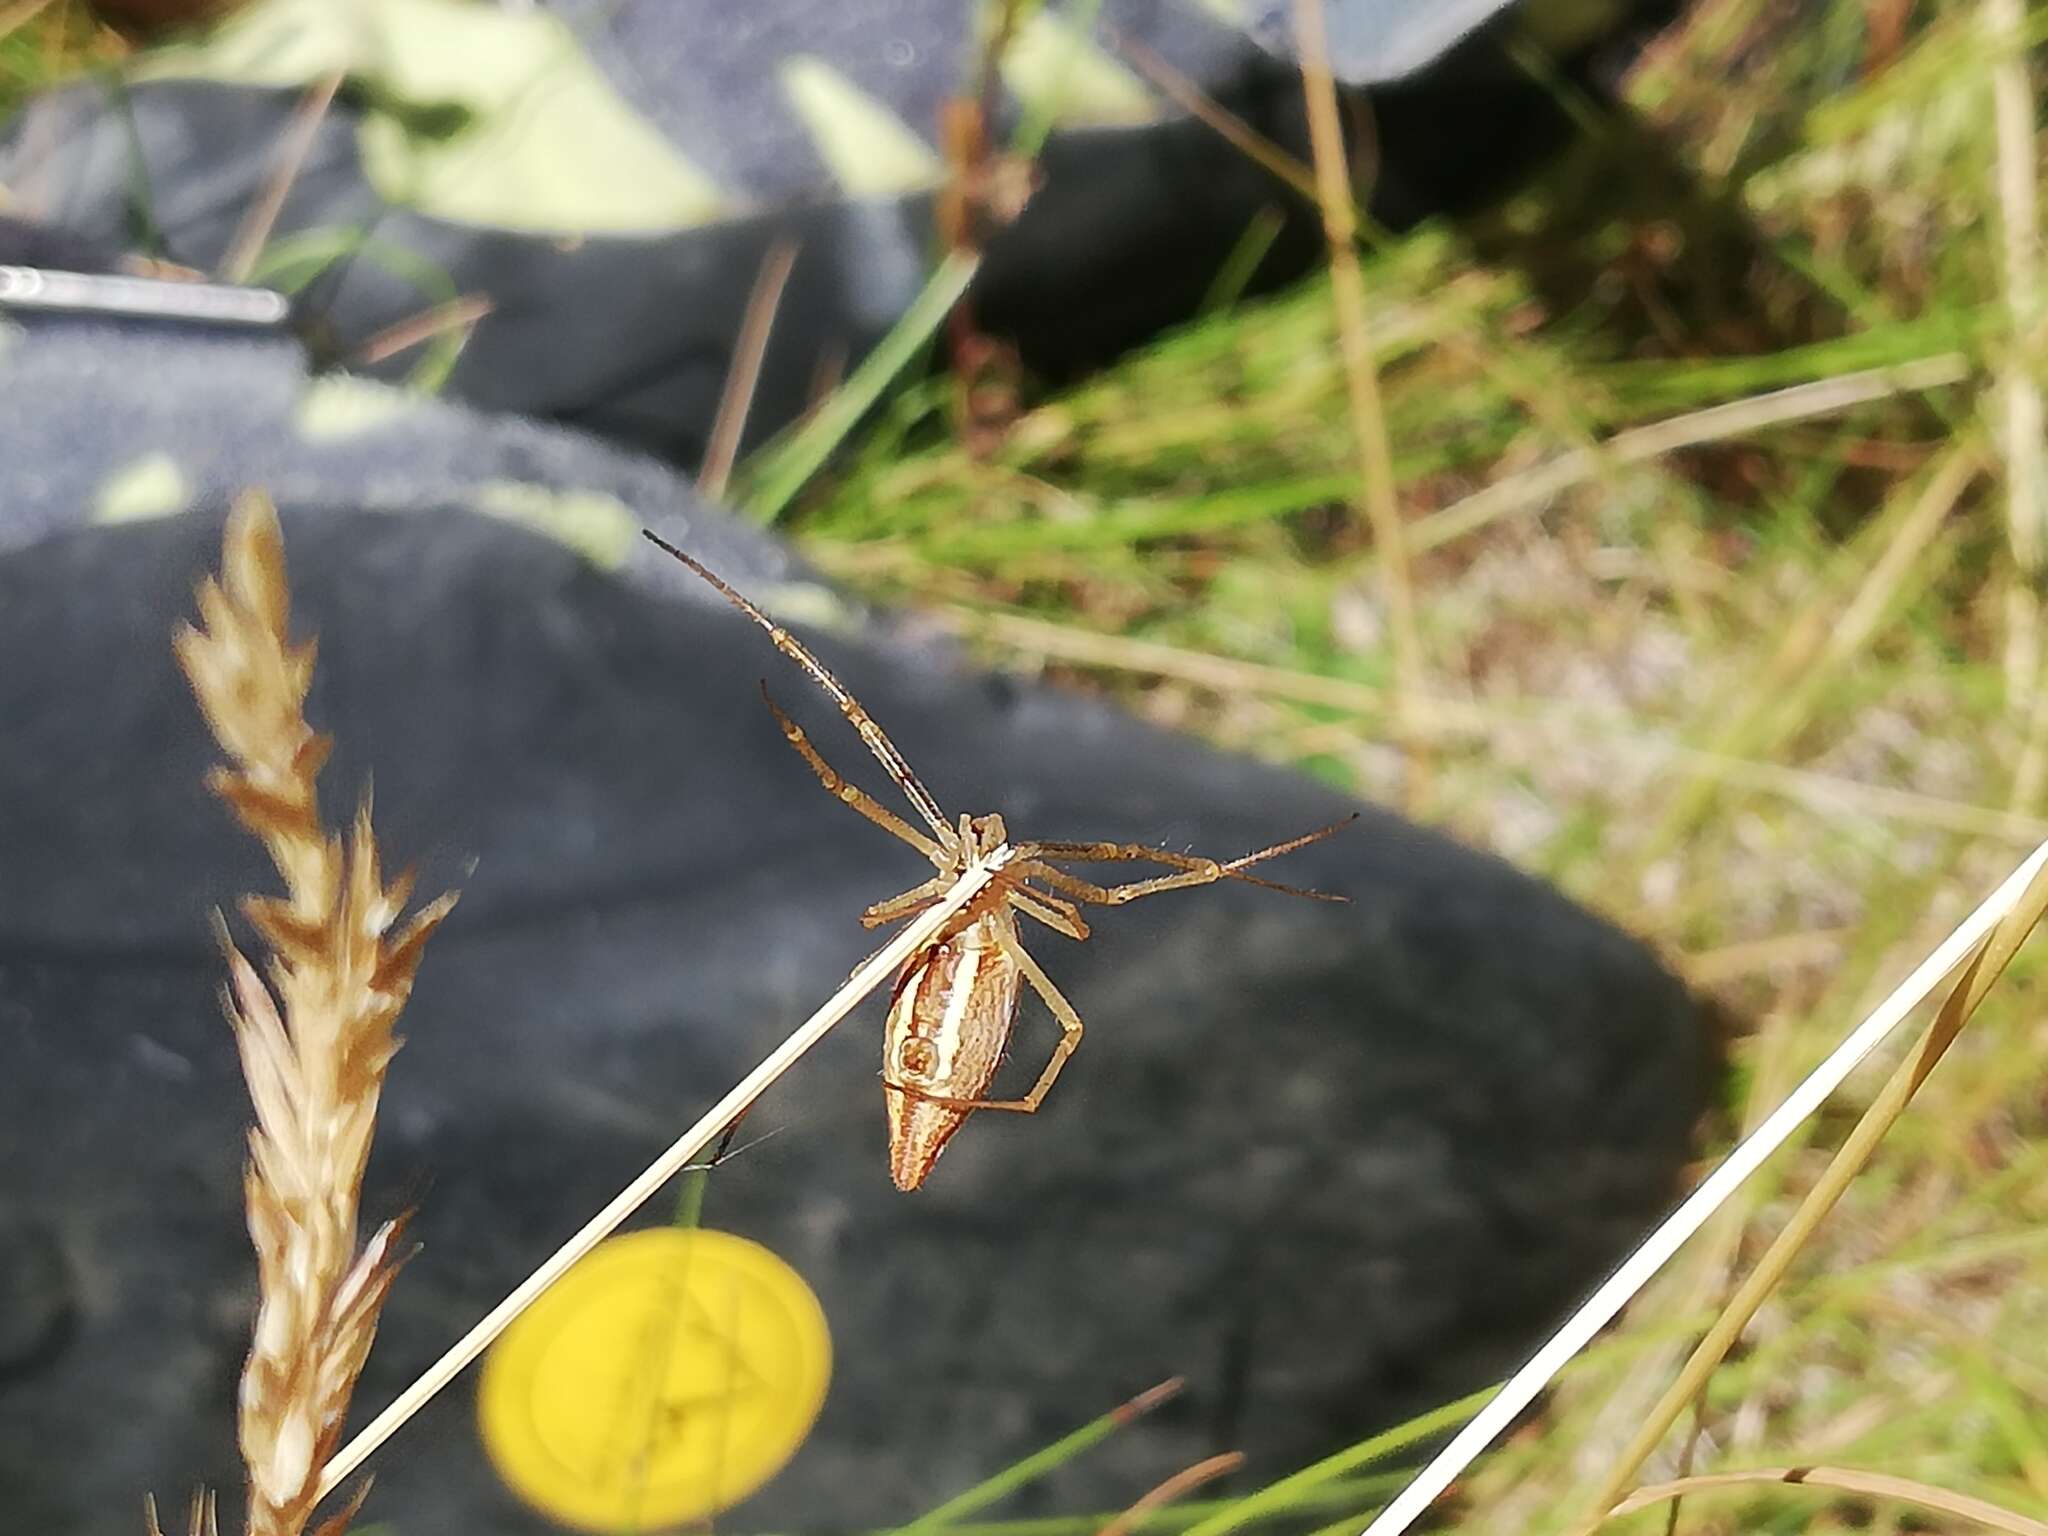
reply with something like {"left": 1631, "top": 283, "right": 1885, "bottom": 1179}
{"left": 1576, "top": 851, "right": 2048, "bottom": 1528}
{"left": 1987, "top": 0, "right": 2048, "bottom": 804}
{"left": 217, "top": 73, "right": 343, "bottom": 285}
{"left": 951, "top": 606, "right": 2048, "bottom": 844}
{"left": 1637, "top": 440, "right": 1981, "bottom": 859}
{"left": 1097, "top": 1452, "right": 1246, "bottom": 1536}
{"left": 1292, "top": 0, "right": 1426, "bottom": 814}
{"left": 1113, "top": 30, "right": 1320, "bottom": 204}
{"left": 700, "top": 238, "right": 800, "bottom": 502}
{"left": 1607, "top": 1465, "right": 2048, "bottom": 1536}
{"left": 1408, "top": 353, "right": 1971, "bottom": 555}
{"left": 172, "top": 490, "right": 457, "bottom": 1536}
{"left": 348, "top": 294, "right": 495, "bottom": 369}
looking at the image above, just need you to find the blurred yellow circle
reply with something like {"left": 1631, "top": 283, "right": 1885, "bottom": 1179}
{"left": 478, "top": 1227, "right": 831, "bottom": 1531}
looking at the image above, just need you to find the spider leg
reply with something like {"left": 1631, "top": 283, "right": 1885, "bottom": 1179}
{"left": 837, "top": 881, "right": 953, "bottom": 985}
{"left": 644, "top": 531, "right": 953, "bottom": 840}
{"left": 761, "top": 685, "right": 942, "bottom": 858}
{"left": 888, "top": 923, "right": 1084, "bottom": 1114}
{"left": 1008, "top": 882, "right": 1089, "bottom": 940}
{"left": 1013, "top": 816, "right": 1355, "bottom": 904}
{"left": 859, "top": 876, "right": 948, "bottom": 931}
{"left": 1024, "top": 858, "right": 1226, "bottom": 907}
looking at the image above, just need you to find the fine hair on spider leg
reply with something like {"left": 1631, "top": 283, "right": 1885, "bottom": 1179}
{"left": 641, "top": 529, "right": 1355, "bottom": 1188}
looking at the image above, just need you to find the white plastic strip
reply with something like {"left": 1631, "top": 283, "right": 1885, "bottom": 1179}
{"left": 0, "top": 265, "right": 291, "bottom": 327}
{"left": 1360, "top": 835, "right": 2048, "bottom": 1536}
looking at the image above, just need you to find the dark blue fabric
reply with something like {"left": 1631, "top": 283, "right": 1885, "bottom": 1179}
{"left": 0, "top": 1, "right": 1680, "bottom": 467}
{"left": 0, "top": 320, "right": 1707, "bottom": 1534}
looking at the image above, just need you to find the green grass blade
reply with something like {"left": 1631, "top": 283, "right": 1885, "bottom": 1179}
{"left": 741, "top": 249, "right": 980, "bottom": 524}
{"left": 880, "top": 1379, "right": 1182, "bottom": 1536}
{"left": 1177, "top": 1387, "right": 1494, "bottom": 1536}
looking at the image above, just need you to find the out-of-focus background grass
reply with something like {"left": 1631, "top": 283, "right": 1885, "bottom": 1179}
{"left": 789, "top": 14, "right": 2048, "bottom": 1523}
{"left": 10, "top": 1, "right": 2048, "bottom": 1532}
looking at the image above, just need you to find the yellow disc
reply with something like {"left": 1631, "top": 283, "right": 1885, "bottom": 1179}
{"left": 478, "top": 1227, "right": 832, "bottom": 1532}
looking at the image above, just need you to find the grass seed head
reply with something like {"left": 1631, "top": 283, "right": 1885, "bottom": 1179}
{"left": 171, "top": 491, "right": 455, "bottom": 1536}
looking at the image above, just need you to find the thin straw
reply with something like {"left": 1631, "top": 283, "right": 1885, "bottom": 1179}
{"left": 1357, "top": 834, "right": 2048, "bottom": 1536}
{"left": 316, "top": 848, "right": 1009, "bottom": 1498}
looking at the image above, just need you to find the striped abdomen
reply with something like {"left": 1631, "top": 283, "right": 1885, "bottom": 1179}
{"left": 883, "top": 909, "right": 1021, "bottom": 1191}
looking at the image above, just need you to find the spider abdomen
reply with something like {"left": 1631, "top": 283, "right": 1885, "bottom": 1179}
{"left": 883, "top": 909, "right": 1022, "bottom": 1190}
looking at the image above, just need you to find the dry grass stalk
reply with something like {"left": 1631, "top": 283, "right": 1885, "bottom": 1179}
{"left": 699, "top": 237, "right": 800, "bottom": 502}
{"left": 1987, "top": 0, "right": 2048, "bottom": 805}
{"left": 1292, "top": 0, "right": 1428, "bottom": 815}
{"left": 171, "top": 490, "right": 456, "bottom": 1536}
{"left": 348, "top": 293, "right": 496, "bottom": 370}
{"left": 1637, "top": 439, "right": 1981, "bottom": 860}
{"left": 1605, "top": 1465, "right": 2048, "bottom": 1536}
{"left": 1409, "top": 352, "right": 1972, "bottom": 555}
{"left": 1097, "top": 1452, "right": 1246, "bottom": 1536}
{"left": 949, "top": 605, "right": 2048, "bottom": 845}
{"left": 216, "top": 72, "right": 343, "bottom": 285}
{"left": 1114, "top": 31, "right": 1321, "bottom": 204}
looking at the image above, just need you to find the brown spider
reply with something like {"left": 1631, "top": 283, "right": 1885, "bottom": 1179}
{"left": 646, "top": 531, "right": 1352, "bottom": 1189}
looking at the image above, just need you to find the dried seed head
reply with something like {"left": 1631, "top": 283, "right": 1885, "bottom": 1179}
{"left": 165, "top": 491, "right": 453, "bottom": 1536}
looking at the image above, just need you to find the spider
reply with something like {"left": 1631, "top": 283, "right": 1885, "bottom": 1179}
{"left": 646, "top": 531, "right": 1352, "bottom": 1189}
